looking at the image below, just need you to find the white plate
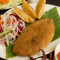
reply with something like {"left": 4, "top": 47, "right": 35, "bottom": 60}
{"left": 0, "top": 3, "right": 60, "bottom": 60}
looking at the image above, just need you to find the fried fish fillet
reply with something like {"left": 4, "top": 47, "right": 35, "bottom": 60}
{"left": 13, "top": 18, "right": 55, "bottom": 56}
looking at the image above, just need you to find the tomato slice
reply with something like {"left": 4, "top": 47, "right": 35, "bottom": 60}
{"left": 10, "top": 14, "right": 19, "bottom": 19}
{"left": 0, "top": 25, "right": 3, "bottom": 33}
{"left": 10, "top": 14, "right": 25, "bottom": 34}
{"left": 0, "top": 0, "right": 10, "bottom": 4}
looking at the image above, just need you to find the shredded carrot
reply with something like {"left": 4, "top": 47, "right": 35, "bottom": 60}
{"left": 15, "top": 31, "right": 19, "bottom": 37}
{"left": 0, "top": 37, "right": 3, "bottom": 39}
{"left": 10, "top": 32, "right": 12, "bottom": 33}
{"left": 7, "top": 20, "right": 11, "bottom": 23}
{"left": 0, "top": 38, "right": 2, "bottom": 39}
{"left": 0, "top": 20, "right": 2, "bottom": 25}
{"left": 0, "top": 16, "right": 2, "bottom": 25}
{"left": 7, "top": 20, "right": 17, "bottom": 23}
{"left": 14, "top": 20, "right": 18, "bottom": 23}
{"left": 0, "top": 0, "right": 10, "bottom": 4}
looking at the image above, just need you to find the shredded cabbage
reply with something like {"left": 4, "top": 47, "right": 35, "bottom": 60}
{"left": 0, "top": 0, "right": 22, "bottom": 9}
{"left": 0, "top": 12, "right": 25, "bottom": 45}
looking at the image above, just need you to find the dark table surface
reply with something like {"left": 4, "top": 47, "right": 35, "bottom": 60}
{"left": 46, "top": 0, "right": 60, "bottom": 6}
{"left": 0, "top": 0, "right": 59, "bottom": 60}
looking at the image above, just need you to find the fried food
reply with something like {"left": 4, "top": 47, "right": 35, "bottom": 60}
{"left": 36, "top": 0, "right": 46, "bottom": 19}
{"left": 22, "top": 0, "right": 37, "bottom": 19}
{"left": 13, "top": 18, "right": 55, "bottom": 56}
{"left": 14, "top": 6, "right": 35, "bottom": 23}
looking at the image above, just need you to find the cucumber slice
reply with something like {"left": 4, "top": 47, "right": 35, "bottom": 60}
{"left": 0, "top": 30, "right": 12, "bottom": 37}
{"left": 6, "top": 38, "right": 9, "bottom": 46}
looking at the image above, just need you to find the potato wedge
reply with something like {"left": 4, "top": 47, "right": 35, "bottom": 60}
{"left": 14, "top": 6, "right": 35, "bottom": 23}
{"left": 22, "top": 0, "right": 37, "bottom": 19}
{"left": 36, "top": 0, "right": 46, "bottom": 19}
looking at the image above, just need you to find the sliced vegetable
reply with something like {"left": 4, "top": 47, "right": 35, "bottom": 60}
{"left": 0, "top": 25, "right": 3, "bottom": 33}
{"left": 6, "top": 38, "right": 9, "bottom": 46}
{"left": 7, "top": 20, "right": 11, "bottom": 23}
{"left": 7, "top": 20, "right": 18, "bottom": 24}
{"left": 0, "top": 20, "right": 2, "bottom": 25}
{"left": 0, "top": 30, "right": 12, "bottom": 37}
{"left": 0, "top": 39, "right": 5, "bottom": 45}
{"left": 0, "top": 0, "right": 22, "bottom": 9}
{"left": 15, "top": 31, "right": 19, "bottom": 37}
{"left": 10, "top": 14, "right": 19, "bottom": 19}
{"left": 8, "top": 33, "right": 15, "bottom": 38}
{"left": 0, "top": 17, "right": 3, "bottom": 33}
{"left": 14, "top": 20, "right": 18, "bottom": 23}
{"left": 6, "top": 44, "right": 16, "bottom": 58}
{"left": 25, "top": 22, "right": 30, "bottom": 27}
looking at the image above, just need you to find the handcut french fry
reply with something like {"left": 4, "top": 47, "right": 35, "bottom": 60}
{"left": 36, "top": 0, "right": 46, "bottom": 19}
{"left": 14, "top": 6, "right": 35, "bottom": 23}
{"left": 22, "top": 0, "right": 37, "bottom": 19}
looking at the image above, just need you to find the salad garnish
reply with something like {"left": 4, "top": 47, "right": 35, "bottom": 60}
{"left": 0, "top": 0, "right": 22, "bottom": 9}
{"left": 0, "top": 13, "right": 25, "bottom": 45}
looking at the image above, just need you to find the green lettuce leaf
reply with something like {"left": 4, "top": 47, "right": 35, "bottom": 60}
{"left": 42, "top": 7, "right": 60, "bottom": 41}
{"left": 25, "top": 22, "right": 30, "bottom": 27}
{"left": 6, "top": 44, "right": 16, "bottom": 58}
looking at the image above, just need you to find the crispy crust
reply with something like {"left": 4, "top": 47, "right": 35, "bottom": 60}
{"left": 13, "top": 18, "right": 55, "bottom": 56}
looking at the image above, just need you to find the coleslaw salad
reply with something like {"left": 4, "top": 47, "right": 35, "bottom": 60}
{"left": 0, "top": 0, "right": 22, "bottom": 9}
{"left": 0, "top": 10, "right": 25, "bottom": 46}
